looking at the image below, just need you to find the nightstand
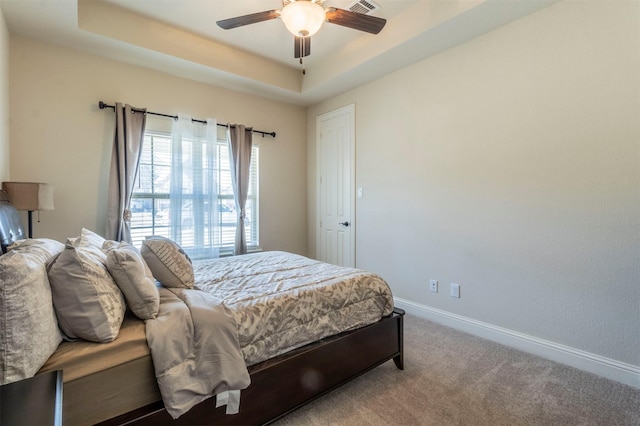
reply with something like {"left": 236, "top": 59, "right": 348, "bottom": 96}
{"left": 0, "top": 370, "right": 62, "bottom": 426}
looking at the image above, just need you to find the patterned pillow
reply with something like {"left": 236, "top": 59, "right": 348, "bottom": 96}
{"left": 0, "top": 239, "right": 65, "bottom": 385}
{"left": 47, "top": 230, "right": 125, "bottom": 343}
{"left": 141, "top": 236, "right": 194, "bottom": 288}
{"left": 103, "top": 240, "right": 160, "bottom": 320}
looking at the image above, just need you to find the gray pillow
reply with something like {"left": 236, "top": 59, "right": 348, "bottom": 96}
{"left": 48, "top": 230, "right": 125, "bottom": 343}
{"left": 140, "top": 236, "right": 194, "bottom": 288}
{"left": 103, "top": 240, "right": 160, "bottom": 320}
{"left": 0, "top": 238, "right": 64, "bottom": 385}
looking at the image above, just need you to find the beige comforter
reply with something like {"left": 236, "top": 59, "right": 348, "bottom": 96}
{"left": 145, "top": 287, "right": 250, "bottom": 419}
{"left": 194, "top": 251, "right": 394, "bottom": 365}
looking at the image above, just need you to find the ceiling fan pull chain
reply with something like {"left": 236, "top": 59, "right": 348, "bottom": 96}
{"left": 299, "top": 37, "right": 306, "bottom": 75}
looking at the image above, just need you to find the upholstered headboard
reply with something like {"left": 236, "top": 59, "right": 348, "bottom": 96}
{"left": 0, "top": 190, "right": 26, "bottom": 253}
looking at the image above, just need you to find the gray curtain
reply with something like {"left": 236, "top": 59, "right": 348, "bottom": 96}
{"left": 105, "top": 103, "right": 147, "bottom": 242}
{"left": 227, "top": 124, "right": 253, "bottom": 255}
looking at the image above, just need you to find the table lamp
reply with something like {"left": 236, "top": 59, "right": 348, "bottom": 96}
{"left": 2, "top": 182, "right": 54, "bottom": 238}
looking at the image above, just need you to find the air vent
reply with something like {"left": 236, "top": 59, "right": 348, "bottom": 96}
{"left": 348, "top": 0, "right": 380, "bottom": 15}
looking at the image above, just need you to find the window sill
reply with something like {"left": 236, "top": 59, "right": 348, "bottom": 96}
{"left": 219, "top": 246, "right": 263, "bottom": 258}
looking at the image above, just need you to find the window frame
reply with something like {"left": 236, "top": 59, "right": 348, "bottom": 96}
{"left": 129, "top": 130, "right": 259, "bottom": 257}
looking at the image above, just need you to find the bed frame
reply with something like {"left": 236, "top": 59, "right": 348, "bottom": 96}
{"left": 99, "top": 307, "right": 404, "bottom": 425}
{"left": 0, "top": 191, "right": 404, "bottom": 425}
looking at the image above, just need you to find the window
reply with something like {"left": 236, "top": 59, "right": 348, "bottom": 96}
{"left": 130, "top": 130, "right": 259, "bottom": 257}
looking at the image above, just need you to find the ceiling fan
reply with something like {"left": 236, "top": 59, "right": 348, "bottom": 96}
{"left": 216, "top": 0, "right": 386, "bottom": 68}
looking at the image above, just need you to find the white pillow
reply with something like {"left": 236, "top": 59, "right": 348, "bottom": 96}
{"left": 103, "top": 240, "right": 160, "bottom": 320}
{"left": 48, "top": 231, "right": 125, "bottom": 343}
{"left": 72, "top": 228, "right": 107, "bottom": 260}
{"left": 0, "top": 239, "right": 64, "bottom": 385}
{"left": 140, "top": 236, "right": 194, "bottom": 288}
{"left": 76, "top": 227, "right": 106, "bottom": 249}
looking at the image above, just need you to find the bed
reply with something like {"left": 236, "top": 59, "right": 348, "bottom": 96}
{"left": 0, "top": 190, "right": 404, "bottom": 425}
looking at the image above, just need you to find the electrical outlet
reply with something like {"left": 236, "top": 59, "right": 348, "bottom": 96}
{"left": 450, "top": 283, "right": 460, "bottom": 298}
{"left": 429, "top": 279, "right": 438, "bottom": 293}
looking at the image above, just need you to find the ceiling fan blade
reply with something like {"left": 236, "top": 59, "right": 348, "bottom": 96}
{"left": 294, "top": 36, "right": 311, "bottom": 59}
{"left": 325, "top": 8, "right": 386, "bottom": 34}
{"left": 216, "top": 10, "right": 280, "bottom": 30}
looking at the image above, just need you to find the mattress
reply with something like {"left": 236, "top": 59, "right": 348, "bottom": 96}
{"left": 37, "top": 313, "right": 160, "bottom": 425}
{"left": 194, "top": 251, "right": 394, "bottom": 365}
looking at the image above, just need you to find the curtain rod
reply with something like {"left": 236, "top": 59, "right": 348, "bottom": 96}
{"left": 98, "top": 101, "right": 276, "bottom": 138}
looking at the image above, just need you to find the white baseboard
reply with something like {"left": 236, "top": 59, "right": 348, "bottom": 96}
{"left": 394, "top": 297, "right": 640, "bottom": 389}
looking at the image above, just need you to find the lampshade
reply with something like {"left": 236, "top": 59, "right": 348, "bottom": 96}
{"left": 281, "top": 0, "right": 326, "bottom": 37}
{"left": 2, "top": 182, "right": 54, "bottom": 211}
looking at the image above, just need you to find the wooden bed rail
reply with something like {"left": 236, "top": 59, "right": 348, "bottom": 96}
{"left": 99, "top": 308, "right": 404, "bottom": 425}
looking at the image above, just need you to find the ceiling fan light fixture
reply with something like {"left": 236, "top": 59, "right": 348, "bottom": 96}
{"left": 281, "top": 0, "right": 326, "bottom": 37}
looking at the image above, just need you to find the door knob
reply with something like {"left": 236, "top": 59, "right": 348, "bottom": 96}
{"left": 339, "top": 221, "right": 350, "bottom": 227}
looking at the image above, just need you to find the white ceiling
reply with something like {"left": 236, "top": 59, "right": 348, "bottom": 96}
{"left": 0, "top": 0, "right": 556, "bottom": 106}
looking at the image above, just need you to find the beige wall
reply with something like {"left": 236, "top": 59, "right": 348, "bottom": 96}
{"left": 9, "top": 36, "right": 307, "bottom": 255}
{"left": 0, "top": 7, "right": 8, "bottom": 182}
{"left": 308, "top": 1, "right": 640, "bottom": 367}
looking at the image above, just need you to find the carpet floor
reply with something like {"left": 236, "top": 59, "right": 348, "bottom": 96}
{"left": 273, "top": 314, "right": 640, "bottom": 426}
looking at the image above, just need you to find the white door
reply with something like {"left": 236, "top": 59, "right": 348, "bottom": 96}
{"left": 316, "top": 105, "right": 355, "bottom": 267}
